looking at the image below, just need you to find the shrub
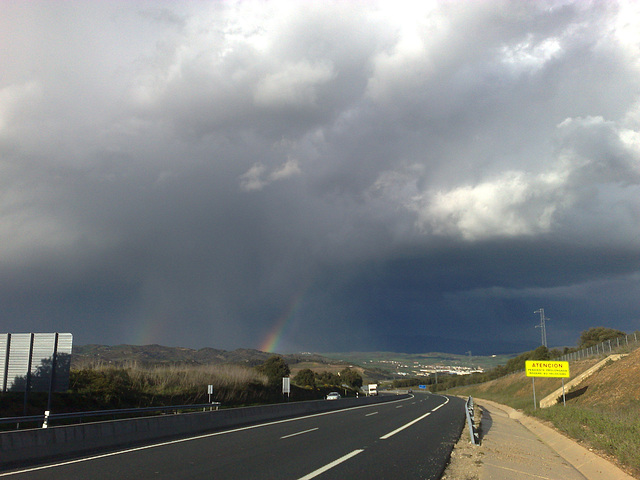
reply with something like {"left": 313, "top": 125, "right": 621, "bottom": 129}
{"left": 255, "top": 356, "right": 291, "bottom": 386}
{"left": 340, "top": 368, "right": 363, "bottom": 389}
{"left": 293, "top": 368, "right": 316, "bottom": 388}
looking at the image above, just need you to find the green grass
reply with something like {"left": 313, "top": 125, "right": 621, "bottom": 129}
{"left": 533, "top": 405, "right": 640, "bottom": 475}
{"left": 449, "top": 382, "right": 536, "bottom": 411}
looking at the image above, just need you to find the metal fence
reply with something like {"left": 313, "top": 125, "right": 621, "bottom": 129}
{"left": 557, "top": 332, "right": 640, "bottom": 362}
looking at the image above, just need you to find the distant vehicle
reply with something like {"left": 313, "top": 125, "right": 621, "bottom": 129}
{"left": 326, "top": 392, "right": 341, "bottom": 400}
{"left": 368, "top": 384, "right": 378, "bottom": 396}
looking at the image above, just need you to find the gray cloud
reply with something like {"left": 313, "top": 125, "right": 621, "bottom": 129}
{"left": 1, "top": 1, "right": 639, "bottom": 354}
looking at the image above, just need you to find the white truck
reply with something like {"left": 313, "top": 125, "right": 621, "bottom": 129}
{"left": 368, "top": 383, "right": 378, "bottom": 396}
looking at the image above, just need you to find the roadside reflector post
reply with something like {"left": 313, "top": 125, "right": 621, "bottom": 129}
{"left": 42, "top": 410, "right": 50, "bottom": 429}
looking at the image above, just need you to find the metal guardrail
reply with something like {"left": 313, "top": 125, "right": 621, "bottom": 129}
{"left": 0, "top": 402, "right": 221, "bottom": 430}
{"left": 465, "top": 396, "right": 479, "bottom": 445}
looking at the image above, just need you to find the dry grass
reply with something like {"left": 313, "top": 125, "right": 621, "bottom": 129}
{"left": 71, "top": 361, "right": 270, "bottom": 405}
{"left": 125, "top": 363, "right": 269, "bottom": 395}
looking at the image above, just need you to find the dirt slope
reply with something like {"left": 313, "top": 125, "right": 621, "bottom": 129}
{"left": 564, "top": 347, "right": 640, "bottom": 410}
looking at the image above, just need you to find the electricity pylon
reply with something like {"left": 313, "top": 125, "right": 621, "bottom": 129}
{"left": 534, "top": 308, "right": 549, "bottom": 347}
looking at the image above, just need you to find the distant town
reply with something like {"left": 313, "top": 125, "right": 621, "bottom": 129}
{"left": 364, "top": 359, "right": 485, "bottom": 377}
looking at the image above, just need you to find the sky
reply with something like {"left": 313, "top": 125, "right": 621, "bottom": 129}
{"left": 1, "top": 1, "right": 640, "bottom": 356}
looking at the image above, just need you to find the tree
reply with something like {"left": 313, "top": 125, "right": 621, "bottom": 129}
{"left": 503, "top": 346, "right": 549, "bottom": 373}
{"left": 315, "top": 371, "right": 340, "bottom": 386}
{"left": 339, "top": 367, "right": 363, "bottom": 389}
{"left": 256, "top": 356, "right": 290, "bottom": 386}
{"left": 293, "top": 368, "right": 316, "bottom": 388}
{"left": 578, "top": 327, "right": 626, "bottom": 348}
{"left": 531, "top": 345, "right": 550, "bottom": 360}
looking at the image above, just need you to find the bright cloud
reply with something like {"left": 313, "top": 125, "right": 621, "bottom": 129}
{"left": 254, "top": 61, "right": 336, "bottom": 108}
{"left": 412, "top": 171, "right": 562, "bottom": 240}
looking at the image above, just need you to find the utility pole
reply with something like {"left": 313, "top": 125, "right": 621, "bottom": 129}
{"left": 534, "top": 308, "right": 549, "bottom": 347}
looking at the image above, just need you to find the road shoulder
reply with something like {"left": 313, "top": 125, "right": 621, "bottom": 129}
{"left": 443, "top": 398, "right": 635, "bottom": 480}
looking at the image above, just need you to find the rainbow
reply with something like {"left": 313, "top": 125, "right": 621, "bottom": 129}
{"left": 259, "top": 289, "right": 306, "bottom": 353}
{"left": 132, "top": 308, "right": 171, "bottom": 346}
{"left": 131, "top": 286, "right": 309, "bottom": 352}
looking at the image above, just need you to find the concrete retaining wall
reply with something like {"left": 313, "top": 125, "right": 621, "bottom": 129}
{"left": 539, "top": 354, "right": 626, "bottom": 408}
{"left": 1, "top": 394, "right": 405, "bottom": 469}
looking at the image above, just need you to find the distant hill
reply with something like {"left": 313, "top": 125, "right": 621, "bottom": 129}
{"left": 72, "top": 344, "right": 337, "bottom": 368}
{"left": 72, "top": 344, "right": 514, "bottom": 379}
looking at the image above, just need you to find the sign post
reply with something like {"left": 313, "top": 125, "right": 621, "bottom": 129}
{"left": 525, "top": 360, "right": 570, "bottom": 409}
{"left": 532, "top": 378, "right": 536, "bottom": 410}
{"left": 207, "top": 384, "right": 213, "bottom": 403}
{"left": 282, "top": 377, "right": 290, "bottom": 400}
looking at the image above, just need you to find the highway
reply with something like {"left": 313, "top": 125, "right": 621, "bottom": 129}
{"left": 2, "top": 393, "right": 466, "bottom": 480}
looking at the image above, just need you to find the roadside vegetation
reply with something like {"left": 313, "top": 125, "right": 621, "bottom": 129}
{"left": 447, "top": 328, "right": 640, "bottom": 477}
{"left": 1, "top": 355, "right": 364, "bottom": 419}
{"left": 293, "top": 366, "right": 363, "bottom": 390}
{"left": 70, "top": 362, "right": 273, "bottom": 407}
{"left": 536, "top": 406, "right": 640, "bottom": 476}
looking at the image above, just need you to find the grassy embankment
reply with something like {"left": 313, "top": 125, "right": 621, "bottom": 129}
{"left": 447, "top": 345, "right": 640, "bottom": 478}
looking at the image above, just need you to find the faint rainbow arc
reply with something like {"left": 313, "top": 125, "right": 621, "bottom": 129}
{"left": 259, "top": 288, "right": 307, "bottom": 353}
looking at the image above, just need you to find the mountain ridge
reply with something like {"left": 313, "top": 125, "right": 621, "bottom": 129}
{"left": 72, "top": 343, "right": 513, "bottom": 374}
{"left": 72, "top": 344, "right": 341, "bottom": 368}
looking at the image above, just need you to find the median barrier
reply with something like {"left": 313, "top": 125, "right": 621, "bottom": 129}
{"left": 0, "top": 394, "right": 407, "bottom": 469}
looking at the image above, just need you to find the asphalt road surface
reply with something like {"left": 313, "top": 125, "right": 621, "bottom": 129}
{"left": 2, "top": 393, "right": 466, "bottom": 480}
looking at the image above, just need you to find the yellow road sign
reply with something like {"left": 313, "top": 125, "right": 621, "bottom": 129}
{"left": 525, "top": 360, "right": 570, "bottom": 378}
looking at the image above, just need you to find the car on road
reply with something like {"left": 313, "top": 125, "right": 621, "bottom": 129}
{"left": 325, "top": 392, "right": 341, "bottom": 400}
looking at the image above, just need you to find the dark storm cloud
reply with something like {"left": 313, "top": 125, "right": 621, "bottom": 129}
{"left": 1, "top": 1, "right": 639, "bottom": 353}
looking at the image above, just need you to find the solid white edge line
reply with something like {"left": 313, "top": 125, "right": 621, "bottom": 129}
{"left": 296, "top": 449, "right": 364, "bottom": 480}
{"left": 280, "top": 427, "right": 319, "bottom": 439}
{"left": 432, "top": 396, "right": 449, "bottom": 411}
{"left": 0, "top": 395, "right": 414, "bottom": 477}
{"left": 380, "top": 412, "right": 431, "bottom": 439}
{"left": 379, "top": 395, "right": 450, "bottom": 440}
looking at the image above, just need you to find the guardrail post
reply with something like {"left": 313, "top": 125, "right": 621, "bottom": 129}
{"left": 465, "top": 396, "right": 479, "bottom": 445}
